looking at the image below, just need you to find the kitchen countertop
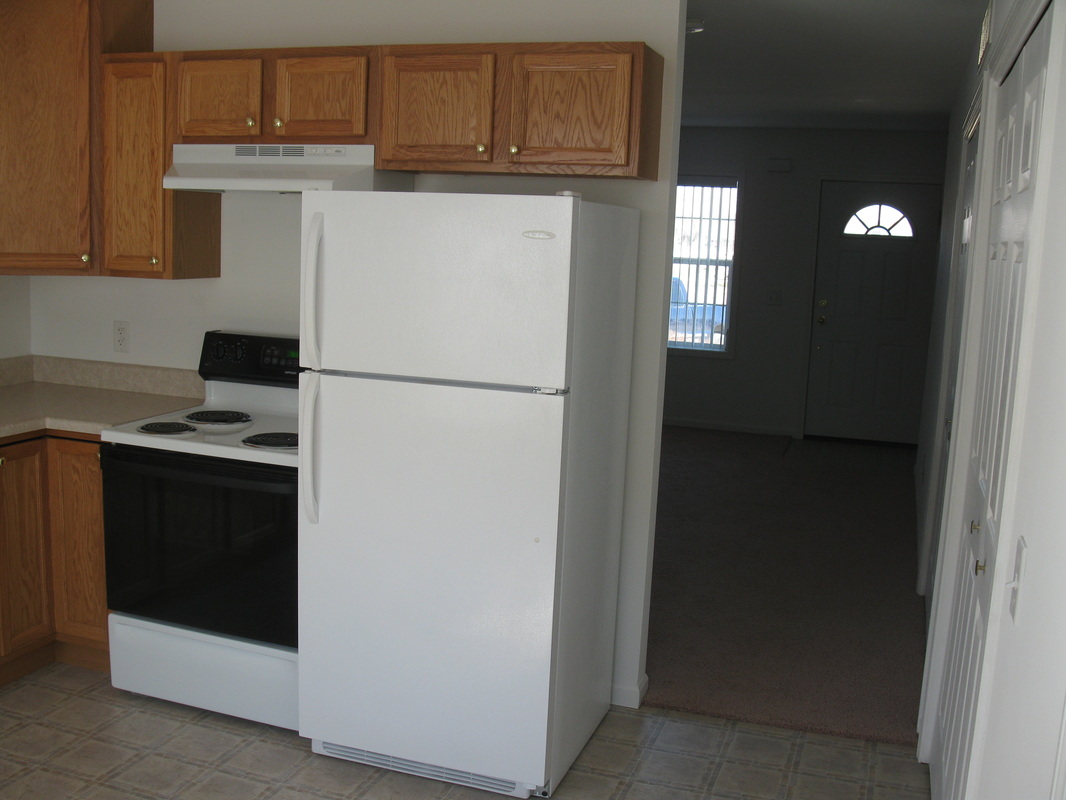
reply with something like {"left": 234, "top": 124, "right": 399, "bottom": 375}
{"left": 0, "top": 382, "right": 202, "bottom": 440}
{"left": 0, "top": 356, "right": 204, "bottom": 441}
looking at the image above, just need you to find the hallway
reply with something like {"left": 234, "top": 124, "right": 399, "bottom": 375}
{"left": 644, "top": 427, "right": 928, "bottom": 745}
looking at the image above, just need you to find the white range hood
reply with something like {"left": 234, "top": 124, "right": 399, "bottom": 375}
{"left": 162, "top": 144, "right": 409, "bottom": 192}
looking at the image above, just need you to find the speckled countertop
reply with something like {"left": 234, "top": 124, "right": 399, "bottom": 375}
{"left": 0, "top": 356, "right": 204, "bottom": 440}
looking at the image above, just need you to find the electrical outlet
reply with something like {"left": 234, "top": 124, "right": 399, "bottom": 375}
{"left": 113, "top": 320, "right": 130, "bottom": 353}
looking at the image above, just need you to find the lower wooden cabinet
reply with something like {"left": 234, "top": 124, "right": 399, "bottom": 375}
{"left": 0, "top": 435, "right": 109, "bottom": 682}
{"left": 0, "top": 440, "right": 53, "bottom": 658}
{"left": 47, "top": 438, "right": 107, "bottom": 649}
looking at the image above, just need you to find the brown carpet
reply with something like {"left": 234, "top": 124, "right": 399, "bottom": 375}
{"left": 644, "top": 426, "right": 928, "bottom": 745}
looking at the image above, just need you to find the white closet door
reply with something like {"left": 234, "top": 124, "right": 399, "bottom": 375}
{"left": 923, "top": 8, "right": 1053, "bottom": 798}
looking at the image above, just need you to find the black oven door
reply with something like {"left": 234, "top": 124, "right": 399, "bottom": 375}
{"left": 101, "top": 443, "right": 297, "bottom": 648}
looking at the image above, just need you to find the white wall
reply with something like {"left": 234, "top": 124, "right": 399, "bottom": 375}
{"left": 0, "top": 277, "right": 31, "bottom": 358}
{"left": 27, "top": 0, "right": 684, "bottom": 707}
{"left": 668, "top": 127, "right": 948, "bottom": 436}
{"left": 30, "top": 193, "right": 302, "bottom": 367}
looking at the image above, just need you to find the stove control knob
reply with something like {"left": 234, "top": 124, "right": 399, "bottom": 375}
{"left": 235, "top": 343, "right": 246, "bottom": 362}
{"left": 213, "top": 342, "right": 226, "bottom": 361}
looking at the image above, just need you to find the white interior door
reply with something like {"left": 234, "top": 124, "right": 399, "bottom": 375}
{"left": 917, "top": 114, "right": 981, "bottom": 598}
{"left": 922, "top": 9, "right": 1052, "bottom": 797}
{"left": 805, "top": 181, "right": 942, "bottom": 443}
{"left": 298, "top": 372, "right": 567, "bottom": 785}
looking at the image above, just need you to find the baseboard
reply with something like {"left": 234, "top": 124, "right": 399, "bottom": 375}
{"left": 54, "top": 639, "right": 110, "bottom": 672}
{"left": 611, "top": 672, "right": 649, "bottom": 709}
{"left": 661, "top": 416, "right": 800, "bottom": 438}
{"left": 0, "top": 642, "right": 55, "bottom": 686}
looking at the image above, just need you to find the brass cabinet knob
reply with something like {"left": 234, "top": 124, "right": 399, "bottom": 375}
{"left": 245, "top": 117, "right": 256, "bottom": 127}
{"left": 970, "top": 520, "right": 981, "bottom": 533}
{"left": 274, "top": 118, "right": 283, "bottom": 128}
{"left": 80, "top": 253, "right": 90, "bottom": 263}
{"left": 0, "top": 456, "right": 5, "bottom": 466}
{"left": 974, "top": 560, "right": 987, "bottom": 575}
{"left": 509, "top": 145, "right": 519, "bottom": 155}
{"left": 817, "top": 316, "right": 827, "bottom": 325}
{"left": 149, "top": 257, "right": 159, "bottom": 265}
{"left": 475, "top": 144, "right": 486, "bottom": 153}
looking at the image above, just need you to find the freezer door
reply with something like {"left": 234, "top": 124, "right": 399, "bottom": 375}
{"left": 301, "top": 191, "right": 577, "bottom": 389}
{"left": 298, "top": 373, "right": 566, "bottom": 785}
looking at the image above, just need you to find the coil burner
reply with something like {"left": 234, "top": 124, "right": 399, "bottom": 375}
{"left": 183, "top": 409, "right": 253, "bottom": 425}
{"left": 242, "top": 432, "right": 298, "bottom": 450}
{"left": 138, "top": 421, "right": 198, "bottom": 435}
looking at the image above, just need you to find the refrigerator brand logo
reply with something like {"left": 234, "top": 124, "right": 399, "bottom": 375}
{"left": 522, "top": 230, "right": 556, "bottom": 240}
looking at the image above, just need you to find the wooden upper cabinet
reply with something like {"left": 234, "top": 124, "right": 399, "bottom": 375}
{"left": 510, "top": 52, "right": 632, "bottom": 168}
{"left": 274, "top": 56, "right": 369, "bottom": 138}
{"left": 0, "top": 440, "right": 52, "bottom": 657}
{"left": 178, "top": 59, "right": 263, "bottom": 137}
{"left": 102, "top": 60, "right": 166, "bottom": 276}
{"left": 0, "top": 0, "right": 92, "bottom": 274}
{"left": 377, "top": 43, "right": 660, "bottom": 178}
{"left": 102, "top": 54, "right": 221, "bottom": 280}
{"left": 379, "top": 53, "right": 495, "bottom": 164}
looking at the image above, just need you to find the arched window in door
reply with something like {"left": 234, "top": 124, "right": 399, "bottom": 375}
{"left": 843, "top": 204, "right": 914, "bottom": 237}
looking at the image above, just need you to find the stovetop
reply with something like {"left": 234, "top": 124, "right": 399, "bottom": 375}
{"left": 100, "top": 332, "right": 300, "bottom": 468}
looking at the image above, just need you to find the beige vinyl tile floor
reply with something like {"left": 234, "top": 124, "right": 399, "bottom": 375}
{"left": 0, "top": 663, "right": 931, "bottom": 800}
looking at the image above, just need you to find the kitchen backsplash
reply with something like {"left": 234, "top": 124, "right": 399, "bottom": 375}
{"left": 0, "top": 355, "right": 33, "bottom": 386}
{"left": 0, "top": 355, "right": 203, "bottom": 398}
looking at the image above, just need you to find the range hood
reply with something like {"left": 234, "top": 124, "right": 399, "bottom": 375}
{"left": 162, "top": 144, "right": 410, "bottom": 192}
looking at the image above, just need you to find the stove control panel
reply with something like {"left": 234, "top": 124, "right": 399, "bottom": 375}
{"left": 198, "top": 331, "right": 301, "bottom": 387}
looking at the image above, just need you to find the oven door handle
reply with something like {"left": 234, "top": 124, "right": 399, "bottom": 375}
{"left": 300, "top": 210, "right": 325, "bottom": 372}
{"left": 299, "top": 370, "right": 320, "bottom": 524}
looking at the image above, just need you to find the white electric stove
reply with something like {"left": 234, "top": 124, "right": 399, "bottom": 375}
{"left": 101, "top": 330, "right": 302, "bottom": 730}
{"left": 101, "top": 331, "right": 300, "bottom": 467}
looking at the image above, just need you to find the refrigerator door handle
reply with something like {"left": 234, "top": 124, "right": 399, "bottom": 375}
{"left": 299, "top": 370, "right": 321, "bottom": 524}
{"left": 301, "top": 211, "right": 325, "bottom": 372}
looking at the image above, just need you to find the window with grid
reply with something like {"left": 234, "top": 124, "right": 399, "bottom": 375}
{"left": 670, "top": 181, "right": 737, "bottom": 352}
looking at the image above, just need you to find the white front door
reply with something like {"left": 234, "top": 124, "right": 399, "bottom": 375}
{"left": 805, "top": 181, "right": 942, "bottom": 443}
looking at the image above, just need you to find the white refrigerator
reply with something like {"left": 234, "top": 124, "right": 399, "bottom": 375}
{"left": 297, "top": 190, "right": 638, "bottom": 798}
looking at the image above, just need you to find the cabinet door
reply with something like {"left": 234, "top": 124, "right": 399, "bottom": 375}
{"left": 0, "top": 0, "right": 91, "bottom": 274}
{"left": 274, "top": 56, "right": 368, "bottom": 138}
{"left": 47, "top": 439, "right": 107, "bottom": 644}
{"left": 0, "top": 440, "right": 52, "bottom": 657}
{"left": 102, "top": 60, "right": 166, "bottom": 276}
{"left": 379, "top": 53, "right": 495, "bottom": 164}
{"left": 178, "top": 59, "right": 263, "bottom": 137}
{"left": 509, "top": 52, "right": 632, "bottom": 168}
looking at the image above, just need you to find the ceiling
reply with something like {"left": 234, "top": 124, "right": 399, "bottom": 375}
{"left": 681, "top": 0, "right": 990, "bottom": 129}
